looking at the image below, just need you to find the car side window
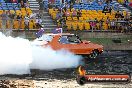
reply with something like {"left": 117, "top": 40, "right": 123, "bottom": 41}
{"left": 68, "top": 36, "right": 80, "bottom": 43}
{"left": 59, "top": 35, "right": 80, "bottom": 44}
{"left": 59, "top": 36, "right": 69, "bottom": 44}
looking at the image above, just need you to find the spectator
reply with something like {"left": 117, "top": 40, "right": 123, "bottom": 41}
{"left": 69, "top": 3, "right": 73, "bottom": 12}
{"left": 24, "top": 15, "right": 30, "bottom": 30}
{"left": 59, "top": 17, "right": 66, "bottom": 28}
{"left": 62, "top": 3, "right": 67, "bottom": 12}
{"left": 106, "top": 17, "right": 110, "bottom": 29}
{"left": 108, "top": 6, "right": 112, "bottom": 15}
{"left": 48, "top": 2, "right": 52, "bottom": 9}
{"left": 95, "top": 18, "right": 99, "bottom": 29}
{"left": 20, "top": 0, "right": 25, "bottom": 8}
{"left": 116, "top": 19, "right": 121, "bottom": 30}
{"left": 8, "top": 11, "right": 15, "bottom": 30}
{"left": 124, "top": 17, "right": 129, "bottom": 28}
{"left": 99, "top": 18, "right": 104, "bottom": 30}
{"left": 115, "top": 11, "right": 121, "bottom": 18}
{"left": 25, "top": 1, "right": 30, "bottom": 8}
{"left": 102, "top": 6, "right": 109, "bottom": 15}
{"left": 119, "top": 11, "right": 124, "bottom": 18}
{"left": 90, "top": 21, "right": 97, "bottom": 32}
{"left": 35, "top": 17, "right": 42, "bottom": 29}
{"left": 65, "top": 10, "right": 70, "bottom": 20}
{"left": 17, "top": 13, "right": 22, "bottom": 29}
{"left": 110, "top": 19, "right": 115, "bottom": 30}
{"left": 77, "top": 9, "right": 82, "bottom": 20}
{"left": 1, "top": 10, "right": 8, "bottom": 30}
{"left": 56, "top": 11, "right": 61, "bottom": 20}
{"left": 72, "top": 9, "right": 77, "bottom": 17}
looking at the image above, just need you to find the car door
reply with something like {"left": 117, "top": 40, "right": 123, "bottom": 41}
{"left": 57, "top": 35, "right": 91, "bottom": 54}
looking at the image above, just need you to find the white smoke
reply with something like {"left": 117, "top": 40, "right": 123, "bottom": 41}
{"left": 0, "top": 32, "right": 82, "bottom": 75}
{"left": 30, "top": 46, "right": 82, "bottom": 70}
{"left": 0, "top": 32, "right": 32, "bottom": 75}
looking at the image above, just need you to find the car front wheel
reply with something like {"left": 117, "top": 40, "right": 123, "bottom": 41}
{"left": 88, "top": 50, "right": 99, "bottom": 59}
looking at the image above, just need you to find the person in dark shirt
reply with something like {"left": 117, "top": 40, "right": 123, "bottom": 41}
{"left": 77, "top": 9, "right": 82, "bottom": 20}
{"left": 115, "top": 11, "right": 120, "bottom": 18}
{"left": 102, "top": 6, "right": 109, "bottom": 15}
{"left": 17, "top": 13, "right": 22, "bottom": 29}
{"left": 108, "top": 7, "right": 112, "bottom": 15}
{"left": 20, "top": 0, "right": 25, "bottom": 8}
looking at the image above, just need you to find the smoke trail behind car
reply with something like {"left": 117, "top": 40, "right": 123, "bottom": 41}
{"left": 0, "top": 32, "right": 82, "bottom": 75}
{"left": 30, "top": 45, "right": 82, "bottom": 70}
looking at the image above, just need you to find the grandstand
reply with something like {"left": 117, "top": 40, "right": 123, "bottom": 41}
{"left": 0, "top": 0, "right": 131, "bottom": 33}
{"left": 0, "top": 0, "right": 39, "bottom": 31}
{"left": 48, "top": 0, "right": 132, "bottom": 32}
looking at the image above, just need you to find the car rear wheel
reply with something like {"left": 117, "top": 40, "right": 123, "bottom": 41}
{"left": 88, "top": 50, "right": 99, "bottom": 59}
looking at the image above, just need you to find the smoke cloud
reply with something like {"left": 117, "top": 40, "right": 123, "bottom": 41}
{"left": 0, "top": 32, "right": 82, "bottom": 75}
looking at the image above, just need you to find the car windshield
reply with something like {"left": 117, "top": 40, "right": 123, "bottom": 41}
{"left": 37, "top": 34, "right": 53, "bottom": 42}
{"left": 59, "top": 35, "right": 81, "bottom": 44}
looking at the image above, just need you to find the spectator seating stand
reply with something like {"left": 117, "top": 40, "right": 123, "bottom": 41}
{"left": 47, "top": 0, "right": 132, "bottom": 31}
{"left": 0, "top": 0, "right": 40, "bottom": 30}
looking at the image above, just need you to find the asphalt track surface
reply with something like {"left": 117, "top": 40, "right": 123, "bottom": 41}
{"left": 1, "top": 50, "right": 132, "bottom": 80}
{"left": 0, "top": 51, "right": 132, "bottom": 88}
{"left": 27, "top": 50, "right": 132, "bottom": 81}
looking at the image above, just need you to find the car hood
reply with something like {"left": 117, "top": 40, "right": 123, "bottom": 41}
{"left": 81, "top": 40, "right": 103, "bottom": 49}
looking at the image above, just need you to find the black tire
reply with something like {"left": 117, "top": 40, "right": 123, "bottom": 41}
{"left": 88, "top": 50, "right": 99, "bottom": 59}
{"left": 76, "top": 76, "right": 86, "bottom": 85}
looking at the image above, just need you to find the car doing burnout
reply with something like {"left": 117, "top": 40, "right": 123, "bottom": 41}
{"left": 32, "top": 33, "right": 103, "bottom": 59}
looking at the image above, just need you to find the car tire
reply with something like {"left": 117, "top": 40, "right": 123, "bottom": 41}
{"left": 76, "top": 76, "right": 86, "bottom": 85}
{"left": 88, "top": 50, "right": 99, "bottom": 59}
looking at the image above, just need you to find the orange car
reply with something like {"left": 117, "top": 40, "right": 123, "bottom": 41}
{"left": 33, "top": 33, "right": 103, "bottom": 59}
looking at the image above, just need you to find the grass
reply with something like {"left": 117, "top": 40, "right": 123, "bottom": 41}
{"left": 83, "top": 38, "right": 132, "bottom": 45}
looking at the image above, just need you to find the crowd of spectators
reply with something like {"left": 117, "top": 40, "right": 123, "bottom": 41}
{"left": 0, "top": 0, "right": 42, "bottom": 30}
{"left": 48, "top": 0, "right": 132, "bottom": 32}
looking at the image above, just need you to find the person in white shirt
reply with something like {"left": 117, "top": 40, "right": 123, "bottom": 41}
{"left": 35, "top": 17, "right": 42, "bottom": 29}
{"left": 24, "top": 16, "right": 30, "bottom": 30}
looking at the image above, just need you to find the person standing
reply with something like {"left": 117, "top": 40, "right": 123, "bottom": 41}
{"left": 110, "top": 19, "right": 115, "bottom": 30}
{"left": 17, "top": 13, "right": 22, "bottom": 30}
{"left": 24, "top": 15, "right": 30, "bottom": 30}
{"left": 35, "top": 17, "right": 42, "bottom": 29}
{"left": 20, "top": 0, "right": 25, "bottom": 8}
{"left": 25, "top": 1, "right": 30, "bottom": 8}
{"left": 72, "top": 9, "right": 77, "bottom": 17}
{"left": 77, "top": 9, "right": 82, "bottom": 20}
{"left": 106, "top": 17, "right": 110, "bottom": 29}
{"left": 8, "top": 11, "right": 15, "bottom": 30}
{"left": 1, "top": 10, "right": 8, "bottom": 31}
{"left": 99, "top": 18, "right": 104, "bottom": 30}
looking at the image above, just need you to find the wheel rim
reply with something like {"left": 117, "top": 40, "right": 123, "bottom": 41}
{"left": 89, "top": 50, "right": 98, "bottom": 59}
{"left": 77, "top": 77, "right": 86, "bottom": 85}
